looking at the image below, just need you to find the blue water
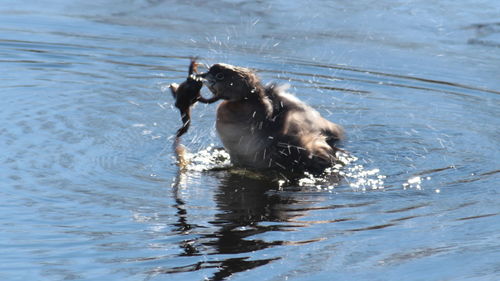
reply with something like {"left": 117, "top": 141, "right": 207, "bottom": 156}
{"left": 1, "top": 1, "right": 499, "bottom": 280}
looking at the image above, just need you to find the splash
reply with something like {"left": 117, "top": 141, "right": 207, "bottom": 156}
{"left": 402, "top": 176, "right": 432, "bottom": 190}
{"left": 294, "top": 151, "right": 386, "bottom": 192}
{"left": 175, "top": 146, "right": 386, "bottom": 191}
{"left": 181, "top": 144, "right": 232, "bottom": 172}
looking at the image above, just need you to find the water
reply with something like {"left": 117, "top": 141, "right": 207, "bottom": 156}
{"left": 1, "top": 1, "right": 499, "bottom": 280}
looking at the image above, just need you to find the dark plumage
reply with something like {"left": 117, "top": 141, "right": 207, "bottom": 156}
{"left": 200, "top": 63, "right": 344, "bottom": 173}
{"left": 169, "top": 59, "right": 218, "bottom": 138}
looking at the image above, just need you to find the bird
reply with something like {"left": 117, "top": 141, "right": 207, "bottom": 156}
{"left": 198, "top": 63, "right": 344, "bottom": 174}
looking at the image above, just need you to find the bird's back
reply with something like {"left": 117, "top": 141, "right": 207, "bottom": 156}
{"left": 216, "top": 85, "right": 343, "bottom": 173}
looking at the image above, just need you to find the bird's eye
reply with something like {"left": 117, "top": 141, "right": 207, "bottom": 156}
{"left": 215, "top": 73, "right": 224, "bottom": 80}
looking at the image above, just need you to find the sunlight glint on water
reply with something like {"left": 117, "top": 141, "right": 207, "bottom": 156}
{"left": 1, "top": 1, "right": 499, "bottom": 280}
{"left": 181, "top": 146, "right": 386, "bottom": 192}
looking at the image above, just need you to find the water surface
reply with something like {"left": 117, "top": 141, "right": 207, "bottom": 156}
{"left": 1, "top": 1, "right": 499, "bottom": 280}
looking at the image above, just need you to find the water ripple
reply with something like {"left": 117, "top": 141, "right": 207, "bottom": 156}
{"left": 1, "top": 1, "right": 499, "bottom": 280}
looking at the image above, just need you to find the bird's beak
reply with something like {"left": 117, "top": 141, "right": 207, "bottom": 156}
{"left": 195, "top": 72, "right": 215, "bottom": 87}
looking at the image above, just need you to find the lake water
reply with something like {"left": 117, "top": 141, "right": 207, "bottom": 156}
{"left": 1, "top": 1, "right": 499, "bottom": 280}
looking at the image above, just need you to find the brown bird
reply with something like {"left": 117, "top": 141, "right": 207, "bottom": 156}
{"left": 198, "top": 63, "right": 344, "bottom": 173}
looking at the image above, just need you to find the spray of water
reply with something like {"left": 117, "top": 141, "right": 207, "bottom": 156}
{"left": 175, "top": 145, "right": 386, "bottom": 192}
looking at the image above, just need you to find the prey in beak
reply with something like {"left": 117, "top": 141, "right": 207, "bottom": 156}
{"left": 169, "top": 59, "right": 220, "bottom": 138}
{"left": 195, "top": 71, "right": 218, "bottom": 97}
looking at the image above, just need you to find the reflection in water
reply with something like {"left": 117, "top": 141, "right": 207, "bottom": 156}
{"left": 166, "top": 142, "right": 341, "bottom": 279}
{"left": 164, "top": 142, "right": 389, "bottom": 279}
{"left": 166, "top": 166, "right": 301, "bottom": 280}
{"left": 2, "top": 1, "right": 500, "bottom": 280}
{"left": 170, "top": 170, "right": 201, "bottom": 257}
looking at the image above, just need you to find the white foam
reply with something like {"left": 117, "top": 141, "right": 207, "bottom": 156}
{"left": 177, "top": 146, "right": 387, "bottom": 192}
{"left": 297, "top": 151, "right": 386, "bottom": 192}
{"left": 183, "top": 144, "right": 232, "bottom": 172}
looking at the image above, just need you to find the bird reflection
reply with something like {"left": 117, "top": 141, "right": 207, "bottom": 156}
{"left": 206, "top": 172, "right": 299, "bottom": 253}
{"left": 170, "top": 167, "right": 202, "bottom": 257}
{"left": 167, "top": 167, "right": 305, "bottom": 280}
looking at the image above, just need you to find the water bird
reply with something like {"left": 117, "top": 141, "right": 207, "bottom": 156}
{"left": 197, "top": 63, "right": 344, "bottom": 173}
